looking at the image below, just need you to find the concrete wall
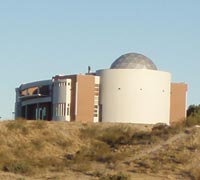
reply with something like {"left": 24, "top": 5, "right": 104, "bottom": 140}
{"left": 170, "top": 83, "right": 187, "bottom": 124}
{"left": 97, "top": 69, "right": 171, "bottom": 124}
{"left": 52, "top": 79, "right": 72, "bottom": 121}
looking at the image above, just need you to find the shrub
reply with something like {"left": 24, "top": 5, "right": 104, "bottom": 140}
{"left": 2, "top": 160, "right": 32, "bottom": 174}
{"left": 6, "top": 120, "right": 28, "bottom": 135}
{"left": 151, "top": 124, "right": 180, "bottom": 141}
{"left": 80, "top": 125, "right": 100, "bottom": 139}
{"left": 99, "top": 126, "right": 133, "bottom": 148}
{"left": 33, "top": 120, "right": 47, "bottom": 129}
{"left": 55, "top": 138, "right": 71, "bottom": 148}
{"left": 186, "top": 105, "right": 200, "bottom": 126}
{"left": 72, "top": 163, "right": 92, "bottom": 173}
{"left": 37, "top": 157, "right": 65, "bottom": 172}
{"left": 67, "top": 140, "right": 125, "bottom": 167}
{"left": 187, "top": 105, "right": 200, "bottom": 117}
{"left": 70, "top": 141, "right": 110, "bottom": 163}
{"left": 99, "top": 172, "right": 129, "bottom": 180}
{"left": 131, "top": 131, "right": 152, "bottom": 145}
{"left": 186, "top": 116, "right": 200, "bottom": 126}
{"left": 6, "top": 120, "right": 26, "bottom": 130}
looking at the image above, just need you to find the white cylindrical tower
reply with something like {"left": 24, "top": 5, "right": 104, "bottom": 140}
{"left": 52, "top": 79, "right": 71, "bottom": 121}
{"left": 97, "top": 53, "right": 171, "bottom": 124}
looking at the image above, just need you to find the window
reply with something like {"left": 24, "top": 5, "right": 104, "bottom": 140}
{"left": 39, "top": 86, "right": 50, "bottom": 95}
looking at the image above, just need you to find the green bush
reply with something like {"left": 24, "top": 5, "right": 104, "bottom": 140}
{"left": 186, "top": 105, "right": 200, "bottom": 126}
{"left": 186, "top": 116, "right": 200, "bottom": 126}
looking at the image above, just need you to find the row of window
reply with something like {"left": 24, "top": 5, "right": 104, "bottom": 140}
{"left": 94, "top": 83, "right": 99, "bottom": 118}
{"left": 54, "top": 103, "right": 70, "bottom": 117}
{"left": 55, "top": 82, "right": 71, "bottom": 87}
{"left": 21, "top": 85, "right": 50, "bottom": 96}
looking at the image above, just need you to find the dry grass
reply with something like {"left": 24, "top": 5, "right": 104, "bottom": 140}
{"left": 0, "top": 120, "right": 200, "bottom": 180}
{"left": 0, "top": 120, "right": 78, "bottom": 175}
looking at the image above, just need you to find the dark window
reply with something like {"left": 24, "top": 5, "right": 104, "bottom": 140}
{"left": 39, "top": 86, "right": 50, "bottom": 95}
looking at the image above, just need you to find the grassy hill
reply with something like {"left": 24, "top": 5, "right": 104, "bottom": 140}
{"left": 0, "top": 120, "right": 200, "bottom": 180}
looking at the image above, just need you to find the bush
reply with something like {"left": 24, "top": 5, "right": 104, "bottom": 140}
{"left": 99, "top": 172, "right": 129, "bottom": 180}
{"left": 7, "top": 119, "right": 26, "bottom": 126}
{"left": 80, "top": 125, "right": 100, "bottom": 139}
{"left": 67, "top": 139, "right": 126, "bottom": 169}
{"left": 71, "top": 163, "right": 92, "bottom": 173}
{"left": 151, "top": 123, "right": 180, "bottom": 141}
{"left": 33, "top": 120, "right": 47, "bottom": 129}
{"left": 186, "top": 105, "right": 200, "bottom": 126}
{"left": 37, "top": 157, "right": 65, "bottom": 172}
{"left": 2, "top": 160, "right": 32, "bottom": 174}
{"left": 71, "top": 141, "right": 114, "bottom": 164}
{"left": 6, "top": 120, "right": 28, "bottom": 134}
{"left": 187, "top": 105, "right": 200, "bottom": 117}
{"left": 99, "top": 126, "right": 133, "bottom": 148}
{"left": 131, "top": 131, "right": 152, "bottom": 145}
{"left": 186, "top": 116, "right": 200, "bottom": 126}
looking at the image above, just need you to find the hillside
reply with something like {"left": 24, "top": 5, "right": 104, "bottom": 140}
{"left": 0, "top": 120, "right": 199, "bottom": 180}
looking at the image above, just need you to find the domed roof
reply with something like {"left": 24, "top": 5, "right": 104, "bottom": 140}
{"left": 110, "top": 53, "right": 157, "bottom": 70}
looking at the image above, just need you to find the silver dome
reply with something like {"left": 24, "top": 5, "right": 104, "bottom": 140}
{"left": 110, "top": 53, "right": 157, "bottom": 70}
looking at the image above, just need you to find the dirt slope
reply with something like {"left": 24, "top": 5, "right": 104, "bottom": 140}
{"left": 0, "top": 120, "right": 199, "bottom": 180}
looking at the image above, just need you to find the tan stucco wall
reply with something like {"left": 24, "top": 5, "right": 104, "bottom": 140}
{"left": 76, "top": 75, "right": 95, "bottom": 122}
{"left": 170, "top": 83, "right": 187, "bottom": 124}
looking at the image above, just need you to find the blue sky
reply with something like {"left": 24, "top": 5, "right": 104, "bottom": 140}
{"left": 0, "top": 0, "right": 200, "bottom": 119}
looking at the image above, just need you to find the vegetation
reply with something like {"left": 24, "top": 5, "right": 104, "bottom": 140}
{"left": 0, "top": 118, "right": 199, "bottom": 179}
{"left": 99, "top": 172, "right": 129, "bottom": 180}
{"left": 186, "top": 104, "right": 200, "bottom": 126}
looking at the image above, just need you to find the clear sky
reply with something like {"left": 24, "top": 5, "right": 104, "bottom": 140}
{"left": 1, "top": 0, "right": 200, "bottom": 119}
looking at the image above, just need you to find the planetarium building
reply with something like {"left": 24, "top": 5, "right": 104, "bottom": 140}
{"left": 15, "top": 52, "right": 187, "bottom": 125}
{"left": 97, "top": 53, "right": 171, "bottom": 124}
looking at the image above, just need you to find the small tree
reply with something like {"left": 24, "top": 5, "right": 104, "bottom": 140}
{"left": 186, "top": 104, "right": 200, "bottom": 126}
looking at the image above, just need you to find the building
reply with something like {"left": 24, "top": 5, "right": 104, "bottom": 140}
{"left": 15, "top": 80, "right": 52, "bottom": 120}
{"left": 15, "top": 74, "right": 100, "bottom": 123}
{"left": 15, "top": 52, "right": 187, "bottom": 125}
{"left": 52, "top": 74, "right": 100, "bottom": 122}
